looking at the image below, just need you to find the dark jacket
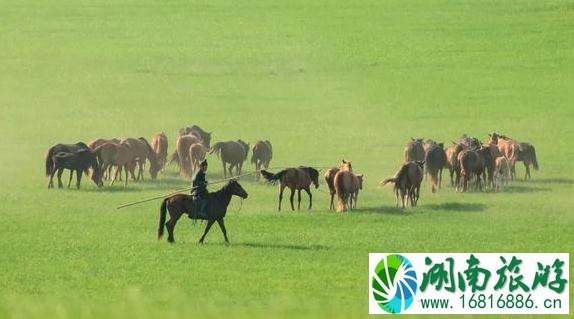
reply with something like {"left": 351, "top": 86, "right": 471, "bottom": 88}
{"left": 192, "top": 170, "right": 208, "bottom": 198}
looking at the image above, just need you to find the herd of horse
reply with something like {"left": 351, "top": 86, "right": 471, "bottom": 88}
{"left": 44, "top": 126, "right": 539, "bottom": 243}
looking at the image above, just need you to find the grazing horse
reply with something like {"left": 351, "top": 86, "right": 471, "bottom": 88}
{"left": 381, "top": 161, "right": 424, "bottom": 208}
{"left": 189, "top": 143, "right": 209, "bottom": 177}
{"left": 158, "top": 180, "right": 248, "bottom": 244}
{"left": 210, "top": 140, "right": 250, "bottom": 178}
{"left": 251, "top": 140, "right": 273, "bottom": 179}
{"left": 424, "top": 140, "right": 447, "bottom": 193}
{"left": 48, "top": 149, "right": 102, "bottom": 189}
{"left": 324, "top": 160, "right": 353, "bottom": 210}
{"left": 122, "top": 137, "right": 161, "bottom": 180}
{"left": 458, "top": 145, "right": 492, "bottom": 192}
{"left": 261, "top": 167, "right": 319, "bottom": 211}
{"left": 488, "top": 133, "right": 520, "bottom": 180}
{"left": 494, "top": 157, "right": 511, "bottom": 192}
{"left": 151, "top": 132, "right": 168, "bottom": 171}
{"left": 45, "top": 142, "right": 90, "bottom": 186}
{"left": 517, "top": 142, "right": 539, "bottom": 180}
{"left": 334, "top": 170, "right": 363, "bottom": 212}
{"left": 88, "top": 138, "right": 121, "bottom": 180}
{"left": 93, "top": 142, "right": 135, "bottom": 187}
{"left": 171, "top": 134, "right": 203, "bottom": 176}
{"left": 179, "top": 125, "right": 212, "bottom": 148}
{"left": 404, "top": 138, "right": 425, "bottom": 162}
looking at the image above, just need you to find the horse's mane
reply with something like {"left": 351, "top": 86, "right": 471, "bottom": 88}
{"left": 301, "top": 166, "right": 319, "bottom": 181}
{"left": 138, "top": 137, "right": 158, "bottom": 163}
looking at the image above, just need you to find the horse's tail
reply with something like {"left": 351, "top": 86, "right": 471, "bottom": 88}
{"left": 168, "top": 150, "right": 179, "bottom": 167}
{"left": 380, "top": 177, "right": 396, "bottom": 186}
{"left": 250, "top": 144, "right": 257, "bottom": 164}
{"left": 158, "top": 198, "right": 168, "bottom": 240}
{"left": 380, "top": 164, "right": 408, "bottom": 186}
{"left": 334, "top": 172, "right": 346, "bottom": 212}
{"left": 45, "top": 147, "right": 54, "bottom": 176}
{"left": 260, "top": 169, "right": 285, "bottom": 184}
{"left": 210, "top": 142, "right": 223, "bottom": 158}
{"left": 531, "top": 146, "right": 539, "bottom": 170}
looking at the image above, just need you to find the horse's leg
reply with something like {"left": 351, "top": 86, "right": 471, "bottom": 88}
{"left": 76, "top": 169, "right": 82, "bottom": 189}
{"left": 354, "top": 192, "right": 359, "bottom": 209}
{"left": 110, "top": 166, "right": 118, "bottom": 186}
{"left": 57, "top": 169, "right": 64, "bottom": 188}
{"left": 449, "top": 167, "right": 454, "bottom": 187}
{"left": 438, "top": 168, "right": 443, "bottom": 189}
{"left": 524, "top": 162, "right": 530, "bottom": 180}
{"left": 289, "top": 188, "right": 295, "bottom": 211}
{"left": 305, "top": 187, "right": 312, "bottom": 210}
{"left": 278, "top": 184, "right": 285, "bottom": 211}
{"left": 166, "top": 210, "right": 182, "bottom": 243}
{"left": 222, "top": 161, "right": 227, "bottom": 178}
{"left": 124, "top": 164, "right": 129, "bottom": 187}
{"left": 199, "top": 219, "right": 216, "bottom": 244}
{"left": 297, "top": 189, "right": 301, "bottom": 210}
{"left": 67, "top": 170, "right": 74, "bottom": 188}
{"left": 217, "top": 218, "right": 229, "bottom": 244}
{"left": 49, "top": 169, "right": 56, "bottom": 188}
{"left": 329, "top": 193, "right": 334, "bottom": 210}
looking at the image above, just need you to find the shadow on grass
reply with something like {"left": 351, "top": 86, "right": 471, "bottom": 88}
{"left": 424, "top": 202, "right": 486, "bottom": 212}
{"left": 237, "top": 242, "right": 329, "bottom": 251}
{"left": 501, "top": 185, "right": 551, "bottom": 193}
{"left": 527, "top": 178, "right": 574, "bottom": 185}
{"left": 352, "top": 206, "right": 412, "bottom": 215}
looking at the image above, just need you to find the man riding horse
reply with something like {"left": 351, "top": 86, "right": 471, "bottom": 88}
{"left": 190, "top": 159, "right": 209, "bottom": 219}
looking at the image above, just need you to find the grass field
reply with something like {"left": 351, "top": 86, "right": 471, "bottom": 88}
{"left": 1, "top": 0, "right": 573, "bottom": 318}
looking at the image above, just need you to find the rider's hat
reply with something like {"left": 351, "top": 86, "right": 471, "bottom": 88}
{"left": 200, "top": 159, "right": 208, "bottom": 167}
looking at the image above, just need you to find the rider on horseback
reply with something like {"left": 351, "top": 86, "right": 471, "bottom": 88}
{"left": 190, "top": 159, "right": 209, "bottom": 219}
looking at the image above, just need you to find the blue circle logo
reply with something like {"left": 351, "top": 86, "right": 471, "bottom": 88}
{"left": 371, "top": 254, "right": 418, "bottom": 314}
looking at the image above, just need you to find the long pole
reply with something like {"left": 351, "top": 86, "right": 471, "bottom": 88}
{"left": 116, "top": 171, "right": 259, "bottom": 210}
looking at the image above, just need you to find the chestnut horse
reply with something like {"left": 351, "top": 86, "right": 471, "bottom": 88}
{"left": 381, "top": 161, "right": 424, "bottom": 208}
{"left": 122, "top": 137, "right": 161, "bottom": 180}
{"left": 334, "top": 170, "right": 363, "bottom": 212}
{"left": 189, "top": 143, "right": 209, "bottom": 177}
{"left": 324, "top": 160, "right": 353, "bottom": 210}
{"left": 151, "top": 132, "right": 168, "bottom": 172}
{"left": 93, "top": 142, "right": 135, "bottom": 187}
{"left": 488, "top": 133, "right": 520, "bottom": 180}
{"left": 171, "top": 134, "right": 203, "bottom": 177}
{"left": 158, "top": 180, "right": 248, "bottom": 244}
{"left": 404, "top": 138, "right": 425, "bottom": 162}
{"left": 261, "top": 166, "right": 319, "bottom": 211}
{"left": 424, "top": 140, "right": 447, "bottom": 193}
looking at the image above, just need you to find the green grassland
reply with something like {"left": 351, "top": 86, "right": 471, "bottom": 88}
{"left": 1, "top": 0, "right": 573, "bottom": 318}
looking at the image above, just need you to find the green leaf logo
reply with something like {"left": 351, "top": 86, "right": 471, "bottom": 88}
{"left": 371, "top": 254, "right": 418, "bottom": 314}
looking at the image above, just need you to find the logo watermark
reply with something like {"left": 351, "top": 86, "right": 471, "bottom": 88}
{"left": 369, "top": 253, "right": 569, "bottom": 315}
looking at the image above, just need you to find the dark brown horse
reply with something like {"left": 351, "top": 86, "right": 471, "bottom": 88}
{"left": 457, "top": 145, "right": 492, "bottom": 192}
{"left": 404, "top": 138, "right": 425, "bottom": 162}
{"left": 261, "top": 167, "right": 319, "bottom": 211}
{"left": 517, "top": 142, "right": 539, "bottom": 180}
{"left": 251, "top": 140, "right": 273, "bottom": 179}
{"left": 158, "top": 180, "right": 248, "bottom": 244}
{"left": 210, "top": 140, "right": 250, "bottom": 178}
{"left": 48, "top": 149, "right": 102, "bottom": 189}
{"left": 45, "top": 142, "right": 90, "bottom": 186}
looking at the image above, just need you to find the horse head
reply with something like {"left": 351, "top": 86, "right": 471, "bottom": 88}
{"left": 340, "top": 160, "right": 352, "bottom": 172}
{"left": 306, "top": 167, "right": 320, "bottom": 189}
{"left": 356, "top": 174, "right": 364, "bottom": 190}
{"left": 228, "top": 179, "right": 248, "bottom": 199}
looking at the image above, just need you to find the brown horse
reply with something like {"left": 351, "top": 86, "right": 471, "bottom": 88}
{"left": 151, "top": 132, "right": 168, "bottom": 172}
{"left": 88, "top": 138, "right": 121, "bottom": 180}
{"left": 404, "top": 138, "right": 425, "bottom": 162}
{"left": 189, "top": 143, "right": 209, "bottom": 177}
{"left": 457, "top": 145, "right": 492, "bottom": 192}
{"left": 381, "top": 161, "right": 424, "bottom": 208}
{"left": 261, "top": 167, "right": 319, "bottom": 211}
{"left": 517, "top": 142, "right": 539, "bottom": 180}
{"left": 445, "top": 142, "right": 463, "bottom": 187}
{"left": 324, "top": 160, "right": 353, "bottom": 210}
{"left": 48, "top": 149, "right": 102, "bottom": 189}
{"left": 210, "top": 140, "right": 250, "bottom": 178}
{"left": 251, "top": 140, "right": 273, "bottom": 179}
{"left": 424, "top": 140, "right": 447, "bottom": 193}
{"left": 122, "top": 137, "right": 161, "bottom": 180}
{"left": 158, "top": 180, "right": 248, "bottom": 244}
{"left": 493, "top": 156, "right": 511, "bottom": 192}
{"left": 334, "top": 170, "right": 363, "bottom": 212}
{"left": 179, "top": 125, "right": 212, "bottom": 148}
{"left": 488, "top": 133, "right": 520, "bottom": 180}
{"left": 93, "top": 142, "right": 135, "bottom": 187}
{"left": 171, "top": 134, "right": 203, "bottom": 176}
